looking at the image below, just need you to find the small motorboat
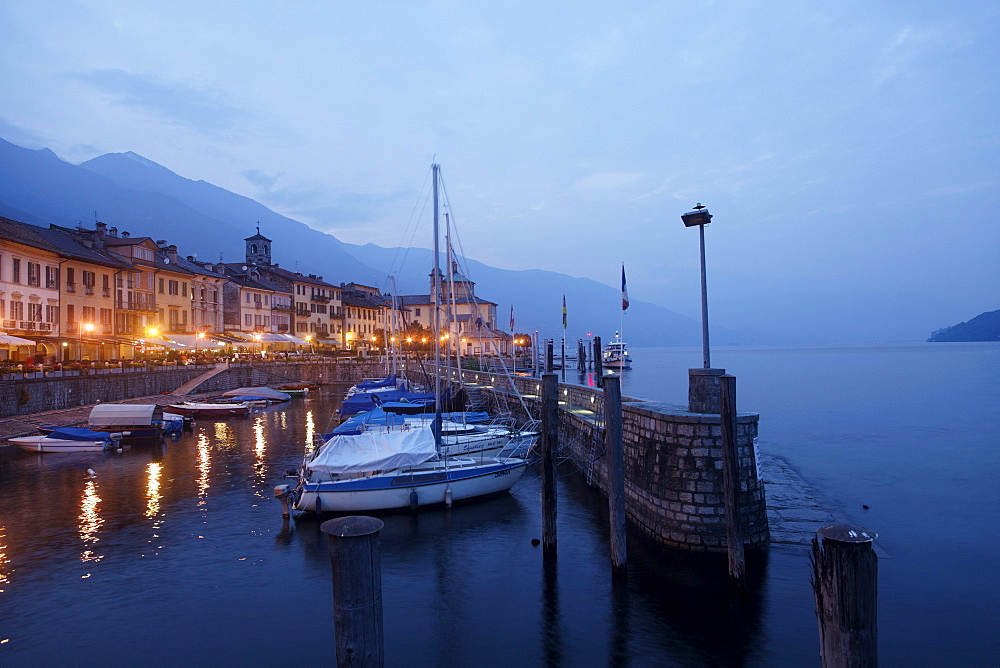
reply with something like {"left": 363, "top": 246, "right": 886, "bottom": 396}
{"left": 10, "top": 427, "right": 120, "bottom": 453}
{"left": 165, "top": 401, "right": 251, "bottom": 417}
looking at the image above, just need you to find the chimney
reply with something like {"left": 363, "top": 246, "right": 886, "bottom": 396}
{"left": 94, "top": 222, "right": 106, "bottom": 249}
{"left": 109, "top": 227, "right": 118, "bottom": 237}
{"left": 167, "top": 245, "right": 179, "bottom": 264}
{"left": 122, "top": 231, "right": 130, "bottom": 238}
{"left": 156, "top": 240, "right": 167, "bottom": 247}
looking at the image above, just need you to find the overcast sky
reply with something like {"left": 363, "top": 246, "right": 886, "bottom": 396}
{"left": 1, "top": 1, "right": 997, "bottom": 342}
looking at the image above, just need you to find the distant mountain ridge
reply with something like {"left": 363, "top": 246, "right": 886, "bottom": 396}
{"left": 927, "top": 310, "right": 1000, "bottom": 342}
{"left": 0, "top": 136, "right": 781, "bottom": 345}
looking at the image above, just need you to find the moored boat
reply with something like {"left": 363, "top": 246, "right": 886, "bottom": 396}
{"left": 165, "top": 401, "right": 251, "bottom": 416}
{"left": 602, "top": 332, "right": 632, "bottom": 369}
{"left": 10, "top": 427, "right": 120, "bottom": 453}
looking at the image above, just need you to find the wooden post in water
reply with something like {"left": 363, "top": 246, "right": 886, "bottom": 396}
{"left": 321, "top": 516, "right": 385, "bottom": 667}
{"left": 603, "top": 375, "right": 627, "bottom": 574}
{"left": 812, "top": 524, "right": 879, "bottom": 668}
{"left": 541, "top": 373, "right": 558, "bottom": 559}
{"left": 577, "top": 339, "right": 585, "bottom": 371}
{"left": 545, "top": 340, "right": 554, "bottom": 373}
{"left": 593, "top": 335, "right": 603, "bottom": 387}
{"left": 719, "top": 374, "right": 745, "bottom": 587}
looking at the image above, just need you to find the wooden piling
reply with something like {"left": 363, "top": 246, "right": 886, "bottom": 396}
{"left": 603, "top": 375, "right": 627, "bottom": 574}
{"left": 593, "top": 335, "right": 603, "bottom": 386}
{"left": 812, "top": 524, "right": 879, "bottom": 668}
{"left": 545, "top": 340, "right": 554, "bottom": 373}
{"left": 541, "top": 373, "right": 558, "bottom": 559}
{"left": 719, "top": 374, "right": 745, "bottom": 587}
{"left": 321, "top": 516, "right": 385, "bottom": 667}
{"left": 577, "top": 339, "right": 586, "bottom": 371}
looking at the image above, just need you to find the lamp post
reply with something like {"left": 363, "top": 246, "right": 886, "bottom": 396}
{"left": 305, "top": 334, "right": 314, "bottom": 355}
{"left": 681, "top": 203, "right": 727, "bottom": 413}
{"left": 196, "top": 331, "right": 205, "bottom": 358}
{"left": 681, "top": 203, "right": 714, "bottom": 368}
{"left": 147, "top": 328, "right": 159, "bottom": 361}
{"left": 253, "top": 332, "right": 262, "bottom": 358}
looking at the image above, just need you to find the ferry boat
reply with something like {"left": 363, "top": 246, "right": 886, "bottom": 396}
{"left": 602, "top": 332, "right": 632, "bottom": 369}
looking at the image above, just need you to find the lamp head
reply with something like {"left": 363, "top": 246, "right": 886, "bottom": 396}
{"left": 681, "top": 203, "right": 713, "bottom": 227}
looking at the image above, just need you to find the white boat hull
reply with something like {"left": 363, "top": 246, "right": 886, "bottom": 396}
{"left": 294, "top": 459, "right": 527, "bottom": 512}
{"left": 10, "top": 436, "right": 110, "bottom": 453}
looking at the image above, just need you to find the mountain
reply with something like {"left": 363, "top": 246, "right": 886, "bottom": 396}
{"left": 0, "top": 136, "right": 779, "bottom": 344}
{"left": 927, "top": 310, "right": 1000, "bottom": 342}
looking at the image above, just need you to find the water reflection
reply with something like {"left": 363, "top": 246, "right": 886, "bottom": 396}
{"left": 196, "top": 433, "right": 211, "bottom": 505}
{"left": 78, "top": 479, "right": 103, "bottom": 563}
{"left": 304, "top": 410, "right": 316, "bottom": 455}
{"left": 541, "top": 556, "right": 563, "bottom": 666}
{"left": 145, "top": 462, "right": 162, "bottom": 519}
{"left": 252, "top": 415, "right": 267, "bottom": 484}
{"left": 0, "top": 525, "right": 9, "bottom": 593}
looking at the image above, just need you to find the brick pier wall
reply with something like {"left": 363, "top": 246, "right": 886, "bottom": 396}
{"left": 453, "top": 371, "right": 769, "bottom": 552}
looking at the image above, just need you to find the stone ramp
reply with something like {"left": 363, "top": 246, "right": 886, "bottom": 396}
{"left": 172, "top": 363, "right": 230, "bottom": 395}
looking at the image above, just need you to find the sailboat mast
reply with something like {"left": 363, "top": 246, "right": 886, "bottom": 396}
{"left": 432, "top": 164, "right": 443, "bottom": 447}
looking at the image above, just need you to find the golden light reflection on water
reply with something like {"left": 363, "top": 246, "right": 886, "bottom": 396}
{"left": 196, "top": 433, "right": 211, "bottom": 504}
{"left": 252, "top": 416, "right": 267, "bottom": 481}
{"left": 145, "top": 462, "right": 162, "bottom": 518}
{"left": 78, "top": 479, "right": 104, "bottom": 563}
{"left": 305, "top": 410, "right": 316, "bottom": 455}
{"left": 0, "top": 525, "right": 9, "bottom": 593}
{"left": 213, "top": 422, "right": 236, "bottom": 450}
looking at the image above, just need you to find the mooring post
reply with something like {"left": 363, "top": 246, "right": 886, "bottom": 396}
{"left": 812, "top": 524, "right": 879, "bottom": 668}
{"left": 593, "top": 335, "right": 603, "bottom": 387}
{"left": 577, "top": 339, "right": 585, "bottom": 371}
{"left": 603, "top": 375, "right": 627, "bottom": 574}
{"left": 719, "top": 374, "right": 745, "bottom": 587}
{"left": 545, "top": 340, "right": 554, "bottom": 374}
{"left": 541, "top": 373, "right": 559, "bottom": 559}
{"left": 321, "top": 516, "right": 385, "bottom": 667}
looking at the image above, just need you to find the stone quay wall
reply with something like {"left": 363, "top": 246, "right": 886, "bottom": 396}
{"left": 0, "top": 359, "right": 386, "bottom": 418}
{"left": 462, "top": 371, "right": 769, "bottom": 552}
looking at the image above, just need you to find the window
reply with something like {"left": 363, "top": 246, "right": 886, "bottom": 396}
{"left": 45, "top": 266, "right": 59, "bottom": 288}
{"left": 11, "top": 300, "right": 24, "bottom": 320}
{"left": 66, "top": 267, "right": 75, "bottom": 291}
{"left": 168, "top": 280, "right": 178, "bottom": 296}
{"left": 159, "top": 278, "right": 165, "bottom": 293}
{"left": 28, "top": 303, "right": 42, "bottom": 321}
{"left": 245, "top": 293, "right": 250, "bottom": 303}
{"left": 181, "top": 282, "right": 187, "bottom": 297}
{"left": 12, "top": 258, "right": 21, "bottom": 283}
{"left": 134, "top": 246, "right": 154, "bottom": 261}
{"left": 415, "top": 308, "right": 421, "bottom": 317}
{"left": 46, "top": 305, "right": 59, "bottom": 323}
{"left": 244, "top": 314, "right": 251, "bottom": 326}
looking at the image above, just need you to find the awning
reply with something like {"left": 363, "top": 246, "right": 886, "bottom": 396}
{"left": 258, "top": 332, "right": 290, "bottom": 343}
{"left": 146, "top": 337, "right": 191, "bottom": 350}
{"left": 163, "top": 334, "right": 225, "bottom": 348}
{"left": 0, "top": 333, "right": 39, "bottom": 346}
{"left": 280, "top": 334, "right": 311, "bottom": 345}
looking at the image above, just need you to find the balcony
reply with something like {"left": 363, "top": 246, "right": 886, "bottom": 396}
{"left": 115, "top": 300, "right": 157, "bottom": 313}
{"left": 2, "top": 320, "right": 15, "bottom": 329}
{"left": 310, "top": 294, "right": 331, "bottom": 303}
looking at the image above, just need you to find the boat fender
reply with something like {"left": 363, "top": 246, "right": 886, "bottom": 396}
{"left": 444, "top": 488, "right": 453, "bottom": 508}
{"left": 409, "top": 490, "right": 418, "bottom": 511}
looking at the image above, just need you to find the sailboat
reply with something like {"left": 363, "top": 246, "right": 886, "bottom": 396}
{"left": 281, "top": 164, "right": 530, "bottom": 513}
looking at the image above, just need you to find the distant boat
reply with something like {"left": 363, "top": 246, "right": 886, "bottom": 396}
{"left": 10, "top": 427, "right": 119, "bottom": 453}
{"left": 602, "top": 332, "right": 632, "bottom": 369}
{"left": 222, "top": 387, "right": 291, "bottom": 402}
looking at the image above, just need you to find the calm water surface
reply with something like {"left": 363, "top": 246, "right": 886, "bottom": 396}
{"left": 1, "top": 343, "right": 997, "bottom": 665}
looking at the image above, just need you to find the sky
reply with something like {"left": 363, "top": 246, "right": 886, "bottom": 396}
{"left": 1, "top": 1, "right": 997, "bottom": 343}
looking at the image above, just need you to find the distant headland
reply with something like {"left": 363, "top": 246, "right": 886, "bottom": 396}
{"left": 928, "top": 310, "right": 1000, "bottom": 342}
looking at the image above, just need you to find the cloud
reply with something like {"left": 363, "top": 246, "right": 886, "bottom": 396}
{"left": 575, "top": 171, "right": 644, "bottom": 192}
{"left": 69, "top": 69, "right": 250, "bottom": 134}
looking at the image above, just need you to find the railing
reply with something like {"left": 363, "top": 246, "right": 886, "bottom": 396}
{"left": 310, "top": 295, "right": 331, "bottom": 303}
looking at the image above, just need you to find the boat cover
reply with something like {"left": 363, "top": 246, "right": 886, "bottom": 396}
{"left": 88, "top": 404, "right": 163, "bottom": 427}
{"left": 222, "top": 387, "right": 291, "bottom": 401}
{"left": 48, "top": 427, "right": 112, "bottom": 442}
{"left": 307, "top": 425, "right": 437, "bottom": 474}
{"left": 339, "top": 389, "right": 434, "bottom": 418}
{"left": 354, "top": 375, "right": 399, "bottom": 390}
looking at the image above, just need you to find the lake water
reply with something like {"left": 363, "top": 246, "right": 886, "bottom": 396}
{"left": 0, "top": 343, "right": 997, "bottom": 665}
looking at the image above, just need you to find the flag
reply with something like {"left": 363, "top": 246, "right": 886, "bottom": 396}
{"left": 562, "top": 295, "right": 567, "bottom": 329}
{"left": 621, "top": 264, "right": 630, "bottom": 311}
{"left": 510, "top": 304, "right": 515, "bottom": 333}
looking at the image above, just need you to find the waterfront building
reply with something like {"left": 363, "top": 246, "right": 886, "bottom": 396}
{"left": 340, "top": 282, "right": 393, "bottom": 351}
{"left": 398, "top": 262, "right": 510, "bottom": 356}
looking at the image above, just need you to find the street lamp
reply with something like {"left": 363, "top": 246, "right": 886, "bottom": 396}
{"left": 81, "top": 322, "right": 94, "bottom": 360}
{"left": 305, "top": 334, "right": 314, "bottom": 355}
{"left": 253, "top": 332, "right": 262, "bottom": 358}
{"left": 681, "top": 203, "right": 714, "bottom": 369}
{"left": 196, "top": 331, "right": 205, "bottom": 357}
{"left": 146, "top": 327, "right": 159, "bottom": 361}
